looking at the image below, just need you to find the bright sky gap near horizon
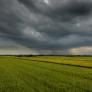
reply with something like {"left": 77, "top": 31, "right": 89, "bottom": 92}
{"left": 0, "top": 0, "right": 92, "bottom": 55}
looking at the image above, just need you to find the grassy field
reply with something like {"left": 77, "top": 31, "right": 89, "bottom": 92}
{"left": 0, "top": 56, "right": 92, "bottom": 92}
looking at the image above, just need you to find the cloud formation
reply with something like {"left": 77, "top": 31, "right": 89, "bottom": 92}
{"left": 0, "top": 0, "right": 92, "bottom": 55}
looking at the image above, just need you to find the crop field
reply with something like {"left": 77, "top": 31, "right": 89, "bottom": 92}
{"left": 0, "top": 56, "right": 92, "bottom": 92}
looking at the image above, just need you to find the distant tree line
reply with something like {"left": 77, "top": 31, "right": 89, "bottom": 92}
{"left": 0, "top": 54, "right": 92, "bottom": 57}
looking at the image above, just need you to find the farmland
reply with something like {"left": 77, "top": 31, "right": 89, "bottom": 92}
{"left": 0, "top": 56, "right": 92, "bottom": 92}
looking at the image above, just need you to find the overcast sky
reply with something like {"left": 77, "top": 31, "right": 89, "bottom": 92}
{"left": 0, "top": 0, "right": 92, "bottom": 55}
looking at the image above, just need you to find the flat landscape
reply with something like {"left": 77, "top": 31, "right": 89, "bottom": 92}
{"left": 0, "top": 56, "right": 92, "bottom": 92}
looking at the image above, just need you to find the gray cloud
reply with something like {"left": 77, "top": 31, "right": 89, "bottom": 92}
{"left": 0, "top": 0, "right": 92, "bottom": 54}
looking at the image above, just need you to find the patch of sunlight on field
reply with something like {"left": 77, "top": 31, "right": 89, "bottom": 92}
{"left": 28, "top": 56, "right": 92, "bottom": 68}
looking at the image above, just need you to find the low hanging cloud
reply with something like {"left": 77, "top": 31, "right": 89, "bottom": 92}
{"left": 0, "top": 0, "right": 92, "bottom": 55}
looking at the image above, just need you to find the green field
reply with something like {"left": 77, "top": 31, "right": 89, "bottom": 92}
{"left": 0, "top": 56, "right": 92, "bottom": 92}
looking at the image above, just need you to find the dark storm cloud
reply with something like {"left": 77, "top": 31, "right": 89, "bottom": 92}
{"left": 0, "top": 0, "right": 92, "bottom": 54}
{"left": 18, "top": 0, "right": 92, "bottom": 21}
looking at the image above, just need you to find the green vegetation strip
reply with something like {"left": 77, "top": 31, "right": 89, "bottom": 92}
{"left": 0, "top": 56, "right": 92, "bottom": 92}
